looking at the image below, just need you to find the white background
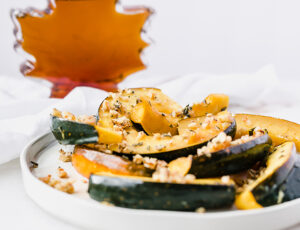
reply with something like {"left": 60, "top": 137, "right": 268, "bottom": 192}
{"left": 1, "top": 0, "right": 300, "bottom": 79}
{"left": 1, "top": 0, "right": 300, "bottom": 229}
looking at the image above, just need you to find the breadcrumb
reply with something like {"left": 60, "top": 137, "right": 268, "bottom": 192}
{"left": 59, "top": 149, "right": 72, "bottom": 162}
{"left": 39, "top": 175, "right": 51, "bottom": 184}
{"left": 39, "top": 174, "right": 74, "bottom": 194}
{"left": 101, "top": 201, "right": 115, "bottom": 207}
{"left": 57, "top": 167, "right": 69, "bottom": 178}
{"left": 195, "top": 207, "right": 206, "bottom": 213}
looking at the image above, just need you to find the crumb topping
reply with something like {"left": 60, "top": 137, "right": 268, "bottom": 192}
{"left": 195, "top": 207, "right": 206, "bottom": 213}
{"left": 101, "top": 201, "right": 115, "bottom": 207}
{"left": 112, "top": 116, "right": 131, "bottom": 129}
{"left": 197, "top": 132, "right": 232, "bottom": 156}
{"left": 153, "top": 133, "right": 162, "bottom": 140}
{"left": 77, "top": 115, "right": 96, "bottom": 125}
{"left": 152, "top": 166, "right": 196, "bottom": 184}
{"left": 155, "top": 144, "right": 166, "bottom": 151}
{"left": 133, "top": 154, "right": 167, "bottom": 170}
{"left": 101, "top": 100, "right": 110, "bottom": 112}
{"left": 52, "top": 108, "right": 62, "bottom": 117}
{"left": 200, "top": 112, "right": 233, "bottom": 130}
{"left": 62, "top": 111, "right": 76, "bottom": 121}
{"left": 136, "top": 131, "right": 146, "bottom": 141}
{"left": 52, "top": 109, "right": 96, "bottom": 125}
{"left": 59, "top": 149, "right": 72, "bottom": 162}
{"left": 39, "top": 174, "right": 74, "bottom": 194}
{"left": 53, "top": 181, "right": 74, "bottom": 194}
{"left": 39, "top": 175, "right": 51, "bottom": 184}
{"left": 231, "top": 127, "right": 265, "bottom": 146}
{"left": 57, "top": 167, "right": 69, "bottom": 178}
{"left": 197, "top": 127, "right": 266, "bottom": 157}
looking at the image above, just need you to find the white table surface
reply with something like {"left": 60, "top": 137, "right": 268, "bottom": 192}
{"left": 0, "top": 159, "right": 78, "bottom": 230}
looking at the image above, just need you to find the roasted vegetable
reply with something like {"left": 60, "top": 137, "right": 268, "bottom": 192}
{"left": 89, "top": 112, "right": 236, "bottom": 162}
{"left": 190, "top": 94, "right": 229, "bottom": 117}
{"left": 189, "top": 133, "right": 272, "bottom": 178}
{"left": 91, "top": 89, "right": 236, "bottom": 161}
{"left": 49, "top": 88, "right": 300, "bottom": 212}
{"left": 130, "top": 97, "right": 177, "bottom": 135}
{"left": 279, "top": 157, "right": 300, "bottom": 202}
{"left": 235, "top": 142, "right": 297, "bottom": 209}
{"left": 235, "top": 114, "right": 300, "bottom": 151}
{"left": 97, "top": 88, "right": 182, "bottom": 134}
{"left": 51, "top": 115, "right": 98, "bottom": 145}
{"left": 168, "top": 156, "right": 192, "bottom": 177}
{"left": 51, "top": 116, "right": 122, "bottom": 145}
{"left": 88, "top": 172, "right": 236, "bottom": 211}
{"left": 178, "top": 111, "right": 233, "bottom": 135}
{"left": 72, "top": 146, "right": 153, "bottom": 178}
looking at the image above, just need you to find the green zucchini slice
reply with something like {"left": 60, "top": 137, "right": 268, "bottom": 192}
{"left": 51, "top": 116, "right": 122, "bottom": 145}
{"left": 88, "top": 173, "right": 236, "bottom": 211}
{"left": 190, "top": 133, "right": 272, "bottom": 178}
{"left": 235, "top": 142, "right": 297, "bottom": 209}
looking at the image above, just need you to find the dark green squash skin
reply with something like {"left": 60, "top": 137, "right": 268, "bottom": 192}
{"left": 51, "top": 116, "right": 98, "bottom": 145}
{"left": 281, "top": 157, "right": 300, "bottom": 202}
{"left": 190, "top": 134, "right": 272, "bottom": 178}
{"left": 113, "top": 119, "right": 237, "bottom": 162}
{"left": 88, "top": 174, "right": 235, "bottom": 211}
{"left": 253, "top": 154, "right": 299, "bottom": 207}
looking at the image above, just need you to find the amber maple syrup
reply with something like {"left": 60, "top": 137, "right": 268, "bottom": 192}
{"left": 12, "top": 0, "right": 152, "bottom": 97}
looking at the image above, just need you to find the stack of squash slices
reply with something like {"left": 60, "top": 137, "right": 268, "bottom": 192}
{"left": 50, "top": 88, "right": 300, "bottom": 212}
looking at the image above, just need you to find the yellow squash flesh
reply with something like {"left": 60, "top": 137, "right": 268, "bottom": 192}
{"left": 94, "top": 126, "right": 123, "bottom": 144}
{"left": 191, "top": 94, "right": 229, "bottom": 117}
{"left": 130, "top": 98, "right": 177, "bottom": 135}
{"left": 168, "top": 156, "right": 192, "bottom": 176}
{"left": 235, "top": 142, "right": 295, "bottom": 210}
{"left": 235, "top": 114, "right": 300, "bottom": 151}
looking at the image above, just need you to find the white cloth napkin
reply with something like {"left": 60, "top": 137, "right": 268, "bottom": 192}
{"left": 0, "top": 65, "right": 299, "bottom": 165}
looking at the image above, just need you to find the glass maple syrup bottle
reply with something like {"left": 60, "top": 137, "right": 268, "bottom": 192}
{"left": 12, "top": 0, "right": 152, "bottom": 98}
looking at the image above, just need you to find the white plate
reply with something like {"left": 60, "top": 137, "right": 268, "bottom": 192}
{"left": 21, "top": 132, "right": 300, "bottom": 230}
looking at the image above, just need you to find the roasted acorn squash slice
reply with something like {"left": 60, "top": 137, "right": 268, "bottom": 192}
{"left": 189, "top": 94, "right": 229, "bottom": 117}
{"left": 235, "top": 142, "right": 297, "bottom": 209}
{"left": 235, "top": 114, "right": 300, "bottom": 151}
{"left": 89, "top": 112, "right": 236, "bottom": 162}
{"left": 178, "top": 111, "right": 232, "bottom": 135}
{"left": 279, "top": 157, "right": 300, "bottom": 203}
{"left": 168, "top": 156, "right": 193, "bottom": 177}
{"left": 88, "top": 172, "right": 236, "bottom": 211}
{"left": 130, "top": 97, "right": 177, "bottom": 135}
{"left": 97, "top": 88, "right": 182, "bottom": 133}
{"left": 189, "top": 133, "right": 272, "bottom": 178}
{"left": 72, "top": 146, "right": 152, "bottom": 178}
{"left": 51, "top": 116, "right": 122, "bottom": 145}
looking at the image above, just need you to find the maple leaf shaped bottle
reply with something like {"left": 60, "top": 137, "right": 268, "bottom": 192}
{"left": 11, "top": 0, "right": 152, "bottom": 98}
